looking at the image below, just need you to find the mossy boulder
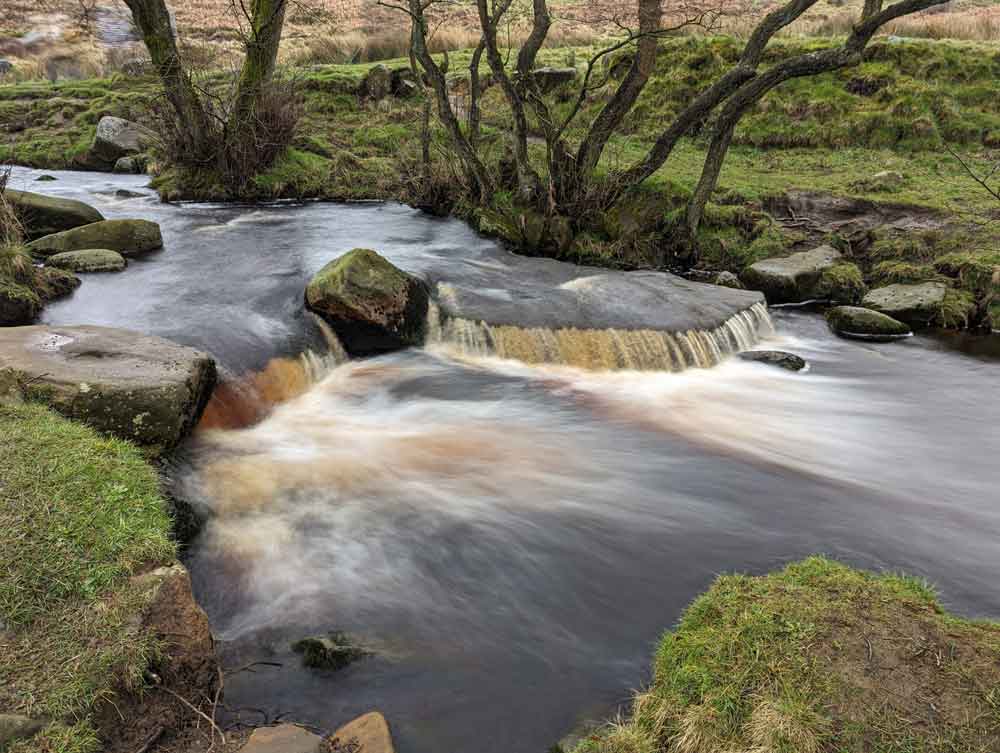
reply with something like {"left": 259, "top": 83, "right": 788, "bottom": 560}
{"left": 862, "top": 282, "right": 948, "bottom": 328}
{"left": 46, "top": 248, "right": 126, "bottom": 273}
{"left": 361, "top": 64, "right": 392, "bottom": 100}
{"left": 826, "top": 305, "right": 912, "bottom": 341}
{"left": 0, "top": 325, "right": 216, "bottom": 456}
{"left": 0, "top": 283, "right": 41, "bottom": 326}
{"left": 740, "top": 245, "right": 842, "bottom": 304}
{"left": 28, "top": 219, "right": 163, "bottom": 257}
{"left": 305, "top": 248, "right": 429, "bottom": 355}
{"left": 4, "top": 188, "right": 104, "bottom": 241}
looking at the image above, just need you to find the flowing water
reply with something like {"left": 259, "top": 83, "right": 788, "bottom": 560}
{"left": 8, "top": 167, "right": 1000, "bottom": 753}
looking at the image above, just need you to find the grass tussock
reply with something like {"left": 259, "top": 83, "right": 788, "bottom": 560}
{"left": 573, "top": 557, "right": 1000, "bottom": 753}
{"left": 0, "top": 402, "right": 176, "bottom": 750}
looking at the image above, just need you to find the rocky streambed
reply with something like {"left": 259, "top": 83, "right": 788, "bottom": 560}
{"left": 2, "top": 167, "right": 1000, "bottom": 753}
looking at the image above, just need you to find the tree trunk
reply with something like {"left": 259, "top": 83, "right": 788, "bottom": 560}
{"left": 228, "top": 0, "right": 288, "bottom": 145}
{"left": 122, "top": 0, "right": 213, "bottom": 160}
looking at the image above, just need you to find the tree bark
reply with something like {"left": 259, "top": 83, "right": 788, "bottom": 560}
{"left": 409, "top": 0, "right": 493, "bottom": 196}
{"left": 122, "top": 0, "right": 214, "bottom": 159}
{"left": 228, "top": 0, "right": 288, "bottom": 143}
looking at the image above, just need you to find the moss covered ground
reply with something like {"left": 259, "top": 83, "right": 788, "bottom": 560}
{"left": 571, "top": 557, "right": 1000, "bottom": 753}
{"left": 0, "top": 402, "right": 176, "bottom": 752}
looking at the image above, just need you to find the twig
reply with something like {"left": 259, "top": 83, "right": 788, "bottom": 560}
{"left": 134, "top": 726, "right": 164, "bottom": 753}
{"left": 157, "top": 686, "right": 227, "bottom": 746}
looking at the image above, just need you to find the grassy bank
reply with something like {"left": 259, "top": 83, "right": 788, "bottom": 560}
{"left": 0, "top": 402, "right": 176, "bottom": 752}
{"left": 2, "top": 35, "right": 998, "bottom": 328}
{"left": 573, "top": 557, "right": 1000, "bottom": 753}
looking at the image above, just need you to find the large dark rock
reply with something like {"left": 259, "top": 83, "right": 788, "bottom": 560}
{"left": 740, "top": 245, "right": 842, "bottom": 304}
{"left": 826, "top": 305, "right": 912, "bottom": 341}
{"left": 4, "top": 188, "right": 104, "bottom": 240}
{"left": 862, "top": 282, "right": 947, "bottom": 327}
{"left": 291, "top": 632, "right": 369, "bottom": 670}
{"left": 89, "top": 116, "right": 155, "bottom": 169}
{"left": 305, "top": 248, "right": 430, "bottom": 355}
{"left": 0, "top": 325, "right": 216, "bottom": 456}
{"left": 28, "top": 219, "right": 163, "bottom": 257}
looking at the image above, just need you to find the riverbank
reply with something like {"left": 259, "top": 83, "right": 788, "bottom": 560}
{"left": 0, "top": 401, "right": 222, "bottom": 753}
{"left": 571, "top": 556, "right": 1000, "bottom": 753}
{"left": 2, "top": 36, "right": 999, "bottom": 330}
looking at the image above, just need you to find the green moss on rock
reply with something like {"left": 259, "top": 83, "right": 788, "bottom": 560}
{"left": 28, "top": 219, "right": 163, "bottom": 257}
{"left": 826, "top": 305, "right": 911, "bottom": 341}
{"left": 305, "top": 248, "right": 429, "bottom": 355}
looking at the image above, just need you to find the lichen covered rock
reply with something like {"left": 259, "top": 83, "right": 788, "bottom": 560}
{"left": 826, "top": 305, "right": 912, "bottom": 341}
{"left": 89, "top": 116, "right": 155, "bottom": 169}
{"left": 28, "top": 219, "right": 163, "bottom": 257}
{"left": 862, "top": 282, "right": 948, "bottom": 327}
{"left": 0, "top": 325, "right": 216, "bottom": 456}
{"left": 46, "top": 248, "right": 127, "bottom": 273}
{"left": 4, "top": 188, "right": 104, "bottom": 240}
{"left": 305, "top": 248, "right": 429, "bottom": 355}
{"left": 740, "top": 245, "right": 842, "bottom": 303}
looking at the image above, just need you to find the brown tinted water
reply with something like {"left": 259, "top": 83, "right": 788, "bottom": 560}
{"left": 10, "top": 167, "right": 1000, "bottom": 753}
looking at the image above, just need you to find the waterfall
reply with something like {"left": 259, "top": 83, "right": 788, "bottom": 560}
{"left": 426, "top": 301, "right": 773, "bottom": 371}
{"left": 198, "top": 316, "right": 348, "bottom": 431}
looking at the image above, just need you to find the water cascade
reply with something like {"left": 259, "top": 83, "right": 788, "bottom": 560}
{"left": 198, "top": 316, "right": 348, "bottom": 430}
{"left": 426, "top": 301, "right": 773, "bottom": 371}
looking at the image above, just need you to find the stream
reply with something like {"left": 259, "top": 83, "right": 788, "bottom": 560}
{"left": 9, "top": 167, "right": 1000, "bottom": 753}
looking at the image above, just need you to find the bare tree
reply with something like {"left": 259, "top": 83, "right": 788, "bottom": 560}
{"left": 405, "top": 0, "right": 952, "bottom": 263}
{"left": 123, "top": 0, "right": 293, "bottom": 185}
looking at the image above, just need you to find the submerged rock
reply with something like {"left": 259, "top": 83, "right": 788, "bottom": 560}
{"left": 4, "top": 188, "right": 104, "bottom": 240}
{"left": 89, "top": 116, "right": 155, "bottom": 169}
{"left": 0, "top": 325, "right": 216, "bottom": 455}
{"left": 113, "top": 155, "right": 146, "bottom": 174}
{"left": 862, "top": 282, "right": 947, "bottom": 327}
{"left": 737, "top": 350, "right": 807, "bottom": 371}
{"left": 292, "top": 631, "right": 370, "bottom": 670}
{"left": 46, "top": 248, "right": 126, "bottom": 273}
{"left": 330, "top": 711, "right": 395, "bottom": 753}
{"left": 28, "top": 219, "right": 163, "bottom": 257}
{"left": 740, "top": 245, "right": 842, "bottom": 304}
{"left": 305, "top": 248, "right": 430, "bottom": 355}
{"left": 826, "top": 305, "right": 912, "bottom": 341}
{"left": 242, "top": 724, "right": 324, "bottom": 753}
{"left": 34, "top": 174, "right": 57, "bottom": 182}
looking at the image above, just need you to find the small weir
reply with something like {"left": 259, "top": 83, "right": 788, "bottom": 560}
{"left": 427, "top": 301, "right": 773, "bottom": 371}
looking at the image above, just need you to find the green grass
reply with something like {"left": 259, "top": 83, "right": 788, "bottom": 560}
{"left": 573, "top": 557, "right": 1000, "bottom": 753}
{"left": 0, "top": 402, "right": 176, "bottom": 751}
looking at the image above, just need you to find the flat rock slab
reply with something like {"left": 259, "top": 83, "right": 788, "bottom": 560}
{"left": 740, "top": 245, "right": 842, "bottom": 304}
{"left": 46, "top": 248, "right": 126, "bottom": 273}
{"left": 862, "top": 282, "right": 946, "bottom": 327}
{"left": 330, "top": 711, "right": 395, "bottom": 753}
{"left": 241, "top": 724, "right": 323, "bottom": 753}
{"left": 0, "top": 325, "right": 215, "bottom": 455}
{"left": 28, "top": 219, "right": 163, "bottom": 257}
{"left": 426, "top": 263, "right": 764, "bottom": 334}
{"left": 5, "top": 188, "right": 104, "bottom": 240}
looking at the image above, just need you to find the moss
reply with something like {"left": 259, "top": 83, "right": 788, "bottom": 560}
{"left": 872, "top": 260, "right": 942, "bottom": 286}
{"left": 939, "top": 288, "right": 977, "bottom": 329}
{"left": 816, "top": 262, "right": 867, "bottom": 304}
{"left": 0, "top": 403, "right": 175, "bottom": 746}
{"left": 253, "top": 147, "right": 331, "bottom": 198}
{"left": 576, "top": 557, "right": 1000, "bottom": 753}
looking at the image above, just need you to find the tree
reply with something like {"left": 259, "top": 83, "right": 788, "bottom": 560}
{"left": 404, "top": 0, "right": 952, "bottom": 263}
{"left": 123, "top": 0, "right": 293, "bottom": 186}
